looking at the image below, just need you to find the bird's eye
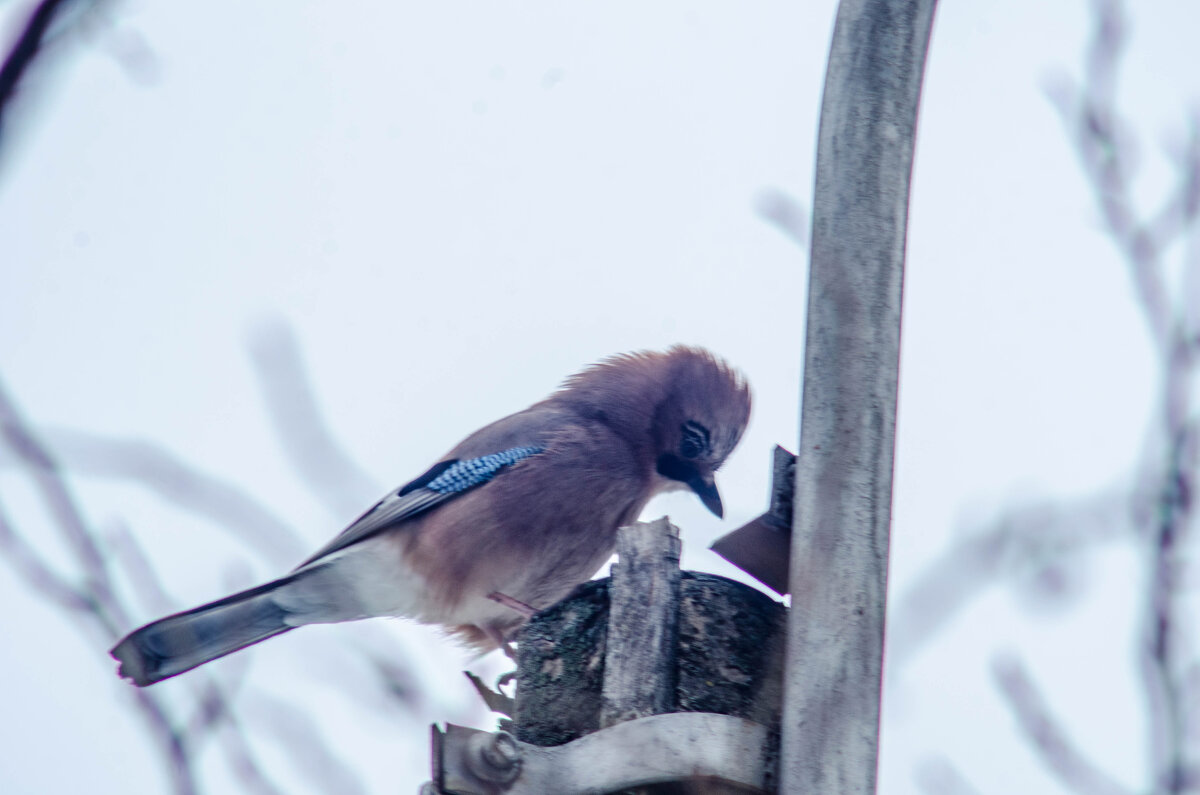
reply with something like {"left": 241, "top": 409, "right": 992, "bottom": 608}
{"left": 679, "top": 421, "right": 710, "bottom": 459}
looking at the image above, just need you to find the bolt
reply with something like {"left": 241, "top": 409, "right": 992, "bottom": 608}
{"left": 466, "top": 730, "right": 521, "bottom": 785}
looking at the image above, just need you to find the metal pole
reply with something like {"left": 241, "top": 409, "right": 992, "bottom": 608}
{"left": 780, "top": 0, "right": 937, "bottom": 792}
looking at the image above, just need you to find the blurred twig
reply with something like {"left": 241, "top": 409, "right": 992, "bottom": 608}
{"left": 753, "top": 187, "right": 809, "bottom": 246}
{"left": 991, "top": 654, "right": 1134, "bottom": 795}
{"left": 895, "top": 1, "right": 1200, "bottom": 791}
{"left": 247, "top": 693, "right": 369, "bottom": 795}
{"left": 0, "top": 376, "right": 292, "bottom": 795}
{"left": 0, "top": 0, "right": 74, "bottom": 134}
{"left": 0, "top": 327, "right": 466, "bottom": 719}
{"left": 889, "top": 491, "right": 1131, "bottom": 669}
{"left": 247, "top": 320, "right": 382, "bottom": 520}
{"left": 0, "top": 427, "right": 308, "bottom": 567}
{"left": 0, "top": 317, "right": 483, "bottom": 792}
{"left": 0, "top": 375, "right": 125, "bottom": 626}
{"left": 1048, "top": 1, "right": 1200, "bottom": 790}
{"left": 0, "top": 376, "right": 198, "bottom": 794}
{"left": 913, "top": 757, "right": 984, "bottom": 795}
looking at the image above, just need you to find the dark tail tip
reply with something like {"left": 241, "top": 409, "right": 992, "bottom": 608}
{"left": 110, "top": 633, "right": 163, "bottom": 687}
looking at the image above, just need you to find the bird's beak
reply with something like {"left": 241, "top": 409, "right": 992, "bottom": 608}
{"left": 656, "top": 454, "right": 725, "bottom": 518}
{"left": 688, "top": 473, "right": 724, "bottom": 519}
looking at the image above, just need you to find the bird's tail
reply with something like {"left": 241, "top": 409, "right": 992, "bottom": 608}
{"left": 111, "top": 573, "right": 310, "bottom": 687}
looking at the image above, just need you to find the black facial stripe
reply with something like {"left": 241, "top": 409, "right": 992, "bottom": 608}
{"left": 656, "top": 453, "right": 700, "bottom": 485}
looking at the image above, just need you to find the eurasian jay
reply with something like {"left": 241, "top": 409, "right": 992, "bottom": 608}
{"left": 111, "top": 346, "right": 751, "bottom": 686}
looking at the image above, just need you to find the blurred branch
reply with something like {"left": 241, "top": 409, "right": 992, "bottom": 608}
{"left": 0, "top": 376, "right": 199, "bottom": 793}
{"left": 1047, "top": 1, "right": 1200, "bottom": 790}
{"left": 0, "top": 327, "right": 468, "bottom": 790}
{"left": 0, "top": 375, "right": 126, "bottom": 630}
{"left": 753, "top": 187, "right": 808, "bottom": 246}
{"left": 991, "top": 655, "right": 1133, "bottom": 795}
{"left": 184, "top": 682, "right": 286, "bottom": 795}
{"left": 1045, "top": 0, "right": 1200, "bottom": 357}
{"left": 1136, "top": 404, "right": 1198, "bottom": 793}
{"left": 105, "top": 520, "right": 182, "bottom": 616}
{"left": 889, "top": 491, "right": 1131, "bottom": 669}
{"left": 897, "top": 2, "right": 1200, "bottom": 791}
{"left": 913, "top": 757, "right": 983, "bottom": 795}
{"left": 105, "top": 518, "right": 322, "bottom": 795}
{"left": 0, "top": 496, "right": 92, "bottom": 611}
{"left": 0, "top": 427, "right": 308, "bottom": 567}
{"left": 0, "top": 376, "right": 296, "bottom": 795}
{"left": 0, "top": 378, "right": 458, "bottom": 723}
{"left": 248, "top": 692, "right": 368, "bottom": 795}
{"left": 247, "top": 320, "right": 381, "bottom": 519}
{"left": 0, "top": 0, "right": 74, "bottom": 134}
{"left": 1051, "top": 0, "right": 1200, "bottom": 790}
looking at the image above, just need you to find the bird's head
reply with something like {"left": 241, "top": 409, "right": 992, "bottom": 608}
{"left": 557, "top": 346, "right": 751, "bottom": 518}
{"left": 648, "top": 347, "right": 751, "bottom": 518}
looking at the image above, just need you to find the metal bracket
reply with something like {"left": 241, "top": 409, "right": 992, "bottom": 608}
{"left": 710, "top": 445, "right": 796, "bottom": 595}
{"left": 424, "top": 711, "right": 770, "bottom": 794}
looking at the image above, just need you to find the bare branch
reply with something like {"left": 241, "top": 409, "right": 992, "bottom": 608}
{"left": 247, "top": 692, "right": 368, "bottom": 795}
{"left": 913, "top": 757, "right": 984, "bottom": 795}
{"left": 1145, "top": 119, "right": 1200, "bottom": 250}
{"left": 0, "top": 427, "right": 307, "bottom": 567}
{"left": 889, "top": 491, "right": 1131, "bottom": 669}
{"left": 753, "top": 188, "right": 808, "bottom": 246}
{"left": 0, "top": 496, "right": 93, "bottom": 611}
{"left": 1047, "top": 0, "right": 1174, "bottom": 350}
{"left": 0, "top": 376, "right": 126, "bottom": 630}
{"left": 1136, "top": 420, "right": 1198, "bottom": 793}
{"left": 103, "top": 520, "right": 288, "bottom": 794}
{"left": 125, "top": 688, "right": 199, "bottom": 795}
{"left": 179, "top": 679, "right": 286, "bottom": 795}
{"left": 247, "top": 319, "right": 381, "bottom": 519}
{"left": 104, "top": 520, "right": 177, "bottom": 616}
{"left": 1004, "top": 4, "right": 1200, "bottom": 791}
{"left": 0, "top": 0, "right": 74, "bottom": 135}
{"left": 0, "top": 382, "right": 206, "bottom": 793}
{"left": 991, "top": 654, "right": 1133, "bottom": 795}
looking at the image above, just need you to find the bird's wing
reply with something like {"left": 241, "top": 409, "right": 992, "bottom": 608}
{"left": 294, "top": 444, "right": 545, "bottom": 569}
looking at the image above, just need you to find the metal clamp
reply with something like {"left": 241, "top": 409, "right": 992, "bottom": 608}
{"left": 425, "top": 711, "right": 771, "bottom": 794}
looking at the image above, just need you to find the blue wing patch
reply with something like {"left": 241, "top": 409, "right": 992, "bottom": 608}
{"left": 424, "top": 446, "right": 543, "bottom": 494}
{"left": 294, "top": 444, "right": 545, "bottom": 569}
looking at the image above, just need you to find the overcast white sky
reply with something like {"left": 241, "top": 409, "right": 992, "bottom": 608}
{"left": 2, "top": 0, "right": 1198, "bottom": 793}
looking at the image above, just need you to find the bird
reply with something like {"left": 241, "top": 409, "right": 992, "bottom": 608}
{"left": 110, "top": 346, "right": 751, "bottom": 686}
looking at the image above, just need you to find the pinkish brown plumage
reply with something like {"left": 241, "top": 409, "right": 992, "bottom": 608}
{"left": 110, "top": 346, "right": 751, "bottom": 685}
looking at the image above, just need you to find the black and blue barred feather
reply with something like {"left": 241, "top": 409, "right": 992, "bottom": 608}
{"left": 294, "top": 445, "right": 544, "bottom": 568}
{"left": 424, "top": 446, "right": 543, "bottom": 494}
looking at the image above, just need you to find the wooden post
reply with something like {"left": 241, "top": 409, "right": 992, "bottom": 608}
{"left": 600, "top": 516, "right": 682, "bottom": 727}
{"left": 432, "top": 518, "right": 786, "bottom": 792}
{"left": 781, "top": 0, "right": 937, "bottom": 793}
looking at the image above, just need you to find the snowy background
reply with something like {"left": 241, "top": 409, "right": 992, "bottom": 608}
{"left": 1, "top": 0, "right": 1198, "bottom": 792}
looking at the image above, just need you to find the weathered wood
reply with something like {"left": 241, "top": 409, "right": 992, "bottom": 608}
{"left": 513, "top": 578, "right": 609, "bottom": 747}
{"left": 781, "top": 0, "right": 937, "bottom": 793}
{"left": 513, "top": 574, "right": 786, "bottom": 746}
{"left": 512, "top": 522, "right": 787, "bottom": 751}
{"left": 601, "top": 516, "right": 682, "bottom": 728}
{"left": 463, "top": 518, "right": 787, "bottom": 793}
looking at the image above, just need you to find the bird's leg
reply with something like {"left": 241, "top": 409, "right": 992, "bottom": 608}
{"left": 486, "top": 591, "right": 537, "bottom": 617}
{"left": 484, "top": 592, "right": 534, "bottom": 662}
{"left": 463, "top": 671, "right": 514, "bottom": 717}
{"left": 482, "top": 624, "right": 517, "bottom": 660}
{"left": 484, "top": 593, "right": 534, "bottom": 670}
